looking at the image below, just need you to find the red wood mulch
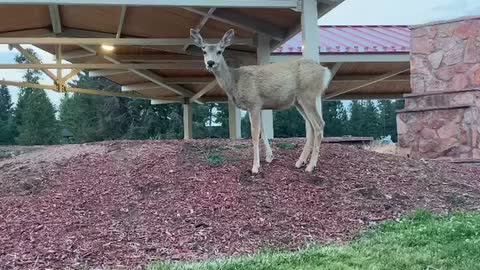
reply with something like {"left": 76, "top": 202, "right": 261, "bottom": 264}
{"left": 0, "top": 139, "right": 479, "bottom": 269}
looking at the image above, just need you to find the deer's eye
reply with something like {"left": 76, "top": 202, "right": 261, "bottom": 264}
{"left": 217, "top": 51, "right": 222, "bottom": 55}
{"left": 202, "top": 51, "right": 207, "bottom": 55}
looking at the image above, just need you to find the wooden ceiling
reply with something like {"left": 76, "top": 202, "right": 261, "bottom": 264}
{"left": 0, "top": 1, "right": 411, "bottom": 102}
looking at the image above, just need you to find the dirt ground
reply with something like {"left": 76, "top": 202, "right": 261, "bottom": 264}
{"left": 0, "top": 139, "right": 479, "bottom": 269}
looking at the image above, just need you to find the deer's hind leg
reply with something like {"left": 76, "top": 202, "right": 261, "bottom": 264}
{"left": 297, "top": 96, "right": 325, "bottom": 172}
{"left": 295, "top": 101, "right": 314, "bottom": 168}
{"left": 249, "top": 108, "right": 262, "bottom": 174}
{"left": 260, "top": 111, "right": 274, "bottom": 163}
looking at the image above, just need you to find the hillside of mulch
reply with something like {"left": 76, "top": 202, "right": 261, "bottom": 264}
{"left": 1, "top": 139, "right": 479, "bottom": 269}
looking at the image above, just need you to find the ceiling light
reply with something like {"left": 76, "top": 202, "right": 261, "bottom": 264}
{"left": 101, "top": 44, "right": 115, "bottom": 51}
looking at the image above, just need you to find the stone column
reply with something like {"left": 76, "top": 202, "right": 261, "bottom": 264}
{"left": 397, "top": 16, "right": 480, "bottom": 160}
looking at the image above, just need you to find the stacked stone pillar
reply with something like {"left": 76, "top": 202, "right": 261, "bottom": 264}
{"left": 397, "top": 17, "right": 480, "bottom": 160}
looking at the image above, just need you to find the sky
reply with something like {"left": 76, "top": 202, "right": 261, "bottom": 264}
{"left": 1, "top": 0, "right": 479, "bottom": 109}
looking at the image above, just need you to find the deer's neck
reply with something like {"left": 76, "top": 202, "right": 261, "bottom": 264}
{"left": 212, "top": 59, "right": 238, "bottom": 99}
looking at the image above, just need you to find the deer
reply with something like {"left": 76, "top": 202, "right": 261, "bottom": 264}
{"left": 190, "top": 29, "right": 332, "bottom": 174}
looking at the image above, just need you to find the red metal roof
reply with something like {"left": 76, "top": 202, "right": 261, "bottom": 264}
{"left": 274, "top": 26, "right": 410, "bottom": 54}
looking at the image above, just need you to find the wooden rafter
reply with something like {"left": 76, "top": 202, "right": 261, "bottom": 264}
{"left": 184, "top": 7, "right": 285, "bottom": 41}
{"left": 189, "top": 80, "right": 218, "bottom": 103}
{"left": 79, "top": 45, "right": 196, "bottom": 98}
{"left": 116, "top": 6, "right": 127, "bottom": 39}
{"left": 0, "top": 63, "right": 205, "bottom": 69}
{"left": 10, "top": 44, "right": 57, "bottom": 82}
{"left": 0, "top": 37, "right": 254, "bottom": 46}
{"left": 325, "top": 68, "right": 410, "bottom": 99}
{"left": 183, "top": 7, "right": 216, "bottom": 51}
{"left": 48, "top": 4, "right": 62, "bottom": 34}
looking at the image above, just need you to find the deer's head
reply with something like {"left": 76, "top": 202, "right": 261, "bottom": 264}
{"left": 190, "top": 29, "right": 235, "bottom": 72}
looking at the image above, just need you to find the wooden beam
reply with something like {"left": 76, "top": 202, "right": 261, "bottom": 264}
{"left": 257, "top": 33, "right": 273, "bottom": 139}
{"left": 116, "top": 6, "right": 127, "bottom": 39}
{"left": 0, "top": 28, "right": 53, "bottom": 37}
{"left": 0, "top": 0, "right": 300, "bottom": 8}
{"left": 0, "top": 79, "right": 58, "bottom": 91}
{"left": 134, "top": 70, "right": 196, "bottom": 97}
{"left": 115, "top": 54, "right": 204, "bottom": 62}
{"left": 122, "top": 77, "right": 213, "bottom": 91}
{"left": 60, "top": 69, "right": 82, "bottom": 82}
{"left": 183, "top": 7, "right": 216, "bottom": 51}
{"left": 270, "top": 53, "right": 410, "bottom": 63}
{"left": 48, "top": 4, "right": 62, "bottom": 34}
{"left": 228, "top": 98, "right": 241, "bottom": 139}
{"left": 79, "top": 45, "right": 195, "bottom": 98}
{"left": 333, "top": 74, "right": 410, "bottom": 82}
{"left": 56, "top": 45, "right": 62, "bottom": 87}
{"left": 89, "top": 70, "right": 130, "bottom": 77}
{"left": 0, "top": 79, "right": 150, "bottom": 99}
{"left": 325, "top": 68, "right": 410, "bottom": 99}
{"left": 330, "top": 62, "right": 343, "bottom": 77}
{"left": 271, "top": 0, "right": 342, "bottom": 50}
{"left": 0, "top": 63, "right": 205, "bottom": 69}
{"left": 301, "top": 0, "right": 320, "bottom": 63}
{"left": 66, "top": 86, "right": 147, "bottom": 99}
{"left": 0, "top": 37, "right": 254, "bottom": 46}
{"left": 183, "top": 101, "right": 193, "bottom": 140}
{"left": 10, "top": 44, "right": 57, "bottom": 82}
{"left": 122, "top": 82, "right": 160, "bottom": 91}
{"left": 189, "top": 80, "right": 217, "bottom": 103}
{"left": 184, "top": 7, "right": 285, "bottom": 41}
{"left": 62, "top": 49, "right": 96, "bottom": 60}
{"left": 326, "top": 93, "right": 404, "bottom": 101}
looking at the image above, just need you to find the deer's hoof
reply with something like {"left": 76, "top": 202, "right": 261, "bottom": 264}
{"left": 305, "top": 164, "right": 316, "bottom": 173}
{"left": 251, "top": 166, "right": 260, "bottom": 174}
{"left": 266, "top": 154, "right": 274, "bottom": 163}
{"left": 295, "top": 160, "right": 305, "bottom": 168}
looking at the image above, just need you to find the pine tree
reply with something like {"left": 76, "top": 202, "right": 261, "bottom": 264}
{"left": 0, "top": 84, "right": 16, "bottom": 144}
{"left": 347, "top": 101, "right": 365, "bottom": 136}
{"left": 378, "top": 100, "right": 398, "bottom": 141}
{"left": 323, "top": 101, "right": 348, "bottom": 137}
{"left": 363, "top": 100, "right": 381, "bottom": 139}
{"left": 14, "top": 49, "right": 59, "bottom": 145}
{"left": 273, "top": 108, "right": 306, "bottom": 138}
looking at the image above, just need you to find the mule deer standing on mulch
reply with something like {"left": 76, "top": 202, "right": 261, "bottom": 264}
{"left": 190, "top": 29, "right": 332, "bottom": 173}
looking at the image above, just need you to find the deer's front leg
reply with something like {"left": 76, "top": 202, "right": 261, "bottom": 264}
{"left": 249, "top": 109, "right": 261, "bottom": 174}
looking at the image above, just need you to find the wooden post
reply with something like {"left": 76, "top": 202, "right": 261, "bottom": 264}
{"left": 301, "top": 0, "right": 320, "bottom": 132}
{"left": 257, "top": 33, "right": 274, "bottom": 139}
{"left": 183, "top": 101, "right": 193, "bottom": 139}
{"left": 301, "top": 0, "right": 320, "bottom": 63}
{"left": 228, "top": 98, "right": 241, "bottom": 139}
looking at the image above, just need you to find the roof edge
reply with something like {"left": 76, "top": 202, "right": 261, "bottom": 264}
{"left": 409, "top": 15, "right": 480, "bottom": 29}
{"left": 318, "top": 25, "right": 409, "bottom": 28}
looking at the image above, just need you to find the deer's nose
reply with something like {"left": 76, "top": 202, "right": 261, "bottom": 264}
{"left": 207, "top": 60, "right": 215, "bottom": 67}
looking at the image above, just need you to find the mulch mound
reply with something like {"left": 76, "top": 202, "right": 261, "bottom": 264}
{"left": 0, "top": 139, "right": 479, "bottom": 269}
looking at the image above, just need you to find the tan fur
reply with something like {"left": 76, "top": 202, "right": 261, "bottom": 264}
{"left": 191, "top": 29, "right": 332, "bottom": 173}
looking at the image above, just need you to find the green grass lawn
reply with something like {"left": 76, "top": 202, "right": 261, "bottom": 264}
{"left": 149, "top": 211, "right": 480, "bottom": 270}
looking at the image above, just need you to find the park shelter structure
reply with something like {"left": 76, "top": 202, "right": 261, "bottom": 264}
{"left": 0, "top": 0, "right": 411, "bottom": 140}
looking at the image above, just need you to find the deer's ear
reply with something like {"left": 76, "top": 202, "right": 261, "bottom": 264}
{"left": 220, "top": 29, "right": 235, "bottom": 48}
{"left": 190, "top": 29, "right": 204, "bottom": 47}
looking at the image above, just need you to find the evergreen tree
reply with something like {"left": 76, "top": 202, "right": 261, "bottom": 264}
{"left": 378, "top": 100, "right": 397, "bottom": 141}
{"left": 363, "top": 100, "right": 381, "bottom": 138}
{"left": 323, "top": 100, "right": 348, "bottom": 137}
{"left": 60, "top": 72, "right": 130, "bottom": 142}
{"left": 347, "top": 101, "right": 364, "bottom": 137}
{"left": 273, "top": 108, "right": 306, "bottom": 138}
{"left": 0, "top": 84, "right": 16, "bottom": 144}
{"left": 14, "top": 49, "right": 59, "bottom": 145}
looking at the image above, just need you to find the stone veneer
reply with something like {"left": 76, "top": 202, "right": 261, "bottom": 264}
{"left": 397, "top": 16, "right": 480, "bottom": 160}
